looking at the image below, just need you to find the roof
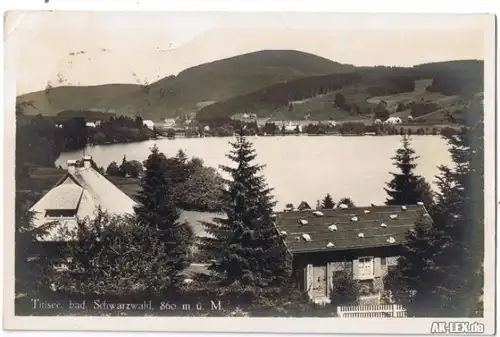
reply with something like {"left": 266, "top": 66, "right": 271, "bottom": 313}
{"left": 297, "top": 201, "right": 311, "bottom": 211}
{"left": 72, "top": 167, "right": 137, "bottom": 215}
{"left": 275, "top": 205, "right": 429, "bottom": 254}
{"left": 231, "top": 113, "right": 257, "bottom": 120}
{"left": 30, "top": 165, "right": 138, "bottom": 241}
{"left": 32, "top": 184, "right": 83, "bottom": 210}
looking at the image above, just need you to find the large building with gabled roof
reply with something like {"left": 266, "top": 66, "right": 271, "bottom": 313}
{"left": 30, "top": 156, "right": 137, "bottom": 242}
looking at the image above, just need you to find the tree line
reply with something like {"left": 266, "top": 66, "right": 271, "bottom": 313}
{"left": 104, "top": 150, "right": 225, "bottom": 213}
{"left": 197, "top": 73, "right": 363, "bottom": 122}
{"left": 185, "top": 118, "right": 459, "bottom": 138}
{"left": 15, "top": 112, "right": 156, "bottom": 174}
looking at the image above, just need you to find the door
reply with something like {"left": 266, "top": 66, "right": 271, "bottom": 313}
{"left": 312, "top": 265, "right": 328, "bottom": 299}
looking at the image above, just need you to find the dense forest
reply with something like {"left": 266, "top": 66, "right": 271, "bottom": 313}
{"left": 15, "top": 111, "right": 155, "bottom": 178}
{"left": 196, "top": 60, "right": 483, "bottom": 121}
{"left": 197, "top": 73, "right": 362, "bottom": 121}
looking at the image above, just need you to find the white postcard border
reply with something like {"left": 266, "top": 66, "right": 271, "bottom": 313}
{"left": 1, "top": 4, "right": 497, "bottom": 335}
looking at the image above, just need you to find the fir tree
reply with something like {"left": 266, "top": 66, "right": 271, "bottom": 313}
{"left": 321, "top": 194, "right": 335, "bottom": 209}
{"left": 386, "top": 215, "right": 445, "bottom": 316}
{"left": 106, "top": 161, "right": 121, "bottom": 177}
{"left": 390, "top": 97, "right": 484, "bottom": 317}
{"left": 415, "top": 177, "right": 434, "bottom": 210}
{"left": 429, "top": 97, "right": 484, "bottom": 317}
{"left": 199, "top": 129, "right": 291, "bottom": 290}
{"left": 134, "top": 145, "right": 194, "bottom": 290}
{"left": 384, "top": 135, "right": 423, "bottom": 205}
{"left": 163, "top": 149, "right": 191, "bottom": 208}
{"left": 338, "top": 197, "right": 355, "bottom": 208}
{"left": 15, "top": 191, "right": 55, "bottom": 296}
{"left": 119, "top": 155, "right": 127, "bottom": 177}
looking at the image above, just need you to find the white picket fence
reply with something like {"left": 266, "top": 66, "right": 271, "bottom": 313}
{"left": 337, "top": 304, "right": 407, "bottom": 318}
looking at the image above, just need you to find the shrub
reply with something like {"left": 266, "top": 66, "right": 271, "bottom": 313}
{"left": 120, "top": 159, "right": 143, "bottom": 178}
{"left": 105, "top": 161, "right": 121, "bottom": 176}
{"left": 440, "top": 127, "right": 458, "bottom": 138}
{"left": 329, "top": 268, "right": 361, "bottom": 308}
{"left": 52, "top": 211, "right": 185, "bottom": 296}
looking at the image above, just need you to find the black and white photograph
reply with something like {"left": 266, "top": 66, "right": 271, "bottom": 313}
{"left": 2, "top": 8, "right": 496, "bottom": 334}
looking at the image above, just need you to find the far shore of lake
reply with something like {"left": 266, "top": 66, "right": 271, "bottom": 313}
{"left": 57, "top": 135, "right": 452, "bottom": 211}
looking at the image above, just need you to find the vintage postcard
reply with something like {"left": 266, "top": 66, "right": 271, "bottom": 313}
{"left": 2, "top": 8, "right": 496, "bottom": 335}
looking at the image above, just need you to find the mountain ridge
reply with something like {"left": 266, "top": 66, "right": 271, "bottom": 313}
{"left": 16, "top": 50, "right": 483, "bottom": 123}
{"left": 17, "top": 50, "right": 354, "bottom": 119}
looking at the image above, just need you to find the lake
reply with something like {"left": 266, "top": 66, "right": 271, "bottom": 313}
{"left": 56, "top": 135, "right": 452, "bottom": 210}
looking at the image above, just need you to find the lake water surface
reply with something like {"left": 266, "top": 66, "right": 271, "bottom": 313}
{"left": 56, "top": 135, "right": 452, "bottom": 210}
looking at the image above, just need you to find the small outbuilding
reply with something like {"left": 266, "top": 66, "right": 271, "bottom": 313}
{"left": 143, "top": 120, "right": 155, "bottom": 129}
{"left": 384, "top": 117, "right": 402, "bottom": 125}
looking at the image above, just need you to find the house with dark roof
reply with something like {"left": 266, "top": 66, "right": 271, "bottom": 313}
{"left": 230, "top": 113, "right": 258, "bottom": 124}
{"left": 30, "top": 156, "right": 137, "bottom": 243}
{"left": 274, "top": 204, "right": 430, "bottom": 304}
{"left": 297, "top": 201, "right": 312, "bottom": 211}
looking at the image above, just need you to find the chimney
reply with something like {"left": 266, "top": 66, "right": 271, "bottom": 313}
{"left": 83, "top": 156, "right": 93, "bottom": 169}
{"left": 67, "top": 160, "right": 77, "bottom": 174}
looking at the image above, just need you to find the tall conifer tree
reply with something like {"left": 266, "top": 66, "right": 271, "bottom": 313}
{"left": 391, "top": 97, "right": 484, "bottom": 317}
{"left": 200, "top": 129, "right": 291, "bottom": 289}
{"left": 385, "top": 135, "right": 429, "bottom": 206}
{"left": 338, "top": 197, "right": 355, "bottom": 208}
{"left": 321, "top": 194, "right": 335, "bottom": 209}
{"left": 134, "top": 145, "right": 194, "bottom": 289}
{"left": 386, "top": 215, "right": 444, "bottom": 316}
{"left": 385, "top": 135, "right": 420, "bottom": 205}
{"left": 430, "top": 97, "right": 484, "bottom": 316}
{"left": 15, "top": 191, "right": 55, "bottom": 296}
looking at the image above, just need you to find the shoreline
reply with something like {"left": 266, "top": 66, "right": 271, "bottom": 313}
{"left": 84, "top": 131, "right": 446, "bottom": 148}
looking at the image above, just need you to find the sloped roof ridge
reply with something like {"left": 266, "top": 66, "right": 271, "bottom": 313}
{"left": 282, "top": 204, "right": 420, "bottom": 212}
{"left": 292, "top": 234, "right": 405, "bottom": 244}
{"left": 72, "top": 166, "right": 137, "bottom": 215}
{"left": 285, "top": 223, "right": 414, "bottom": 234}
{"left": 53, "top": 171, "right": 83, "bottom": 188}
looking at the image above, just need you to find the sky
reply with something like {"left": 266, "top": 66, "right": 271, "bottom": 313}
{"left": 5, "top": 11, "right": 489, "bottom": 95}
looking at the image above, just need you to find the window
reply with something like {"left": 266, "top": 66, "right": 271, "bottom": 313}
{"left": 45, "top": 209, "right": 77, "bottom": 218}
{"left": 381, "top": 257, "right": 387, "bottom": 266}
{"left": 358, "top": 257, "right": 374, "bottom": 280}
